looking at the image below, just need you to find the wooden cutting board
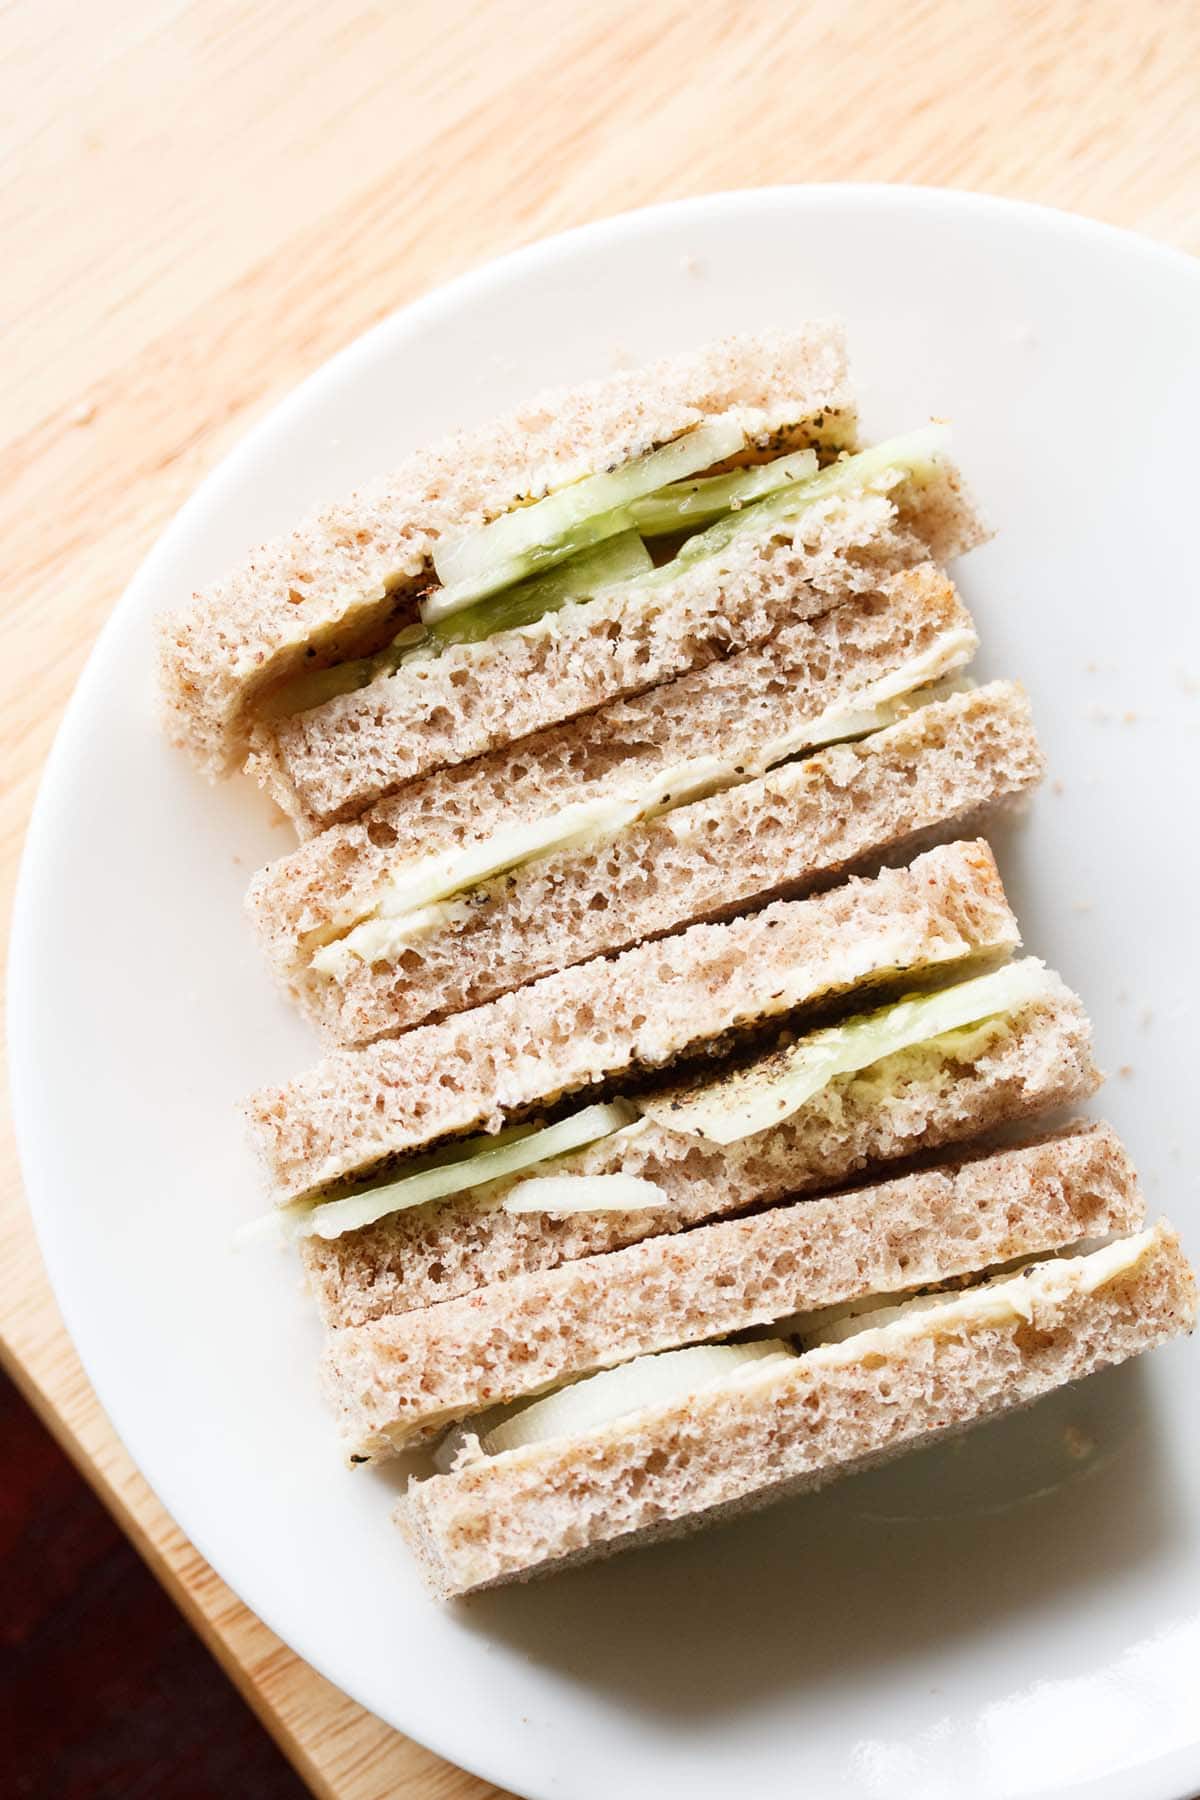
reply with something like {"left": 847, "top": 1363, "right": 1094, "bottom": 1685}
{"left": 2, "top": 1, "right": 1196, "bottom": 1793}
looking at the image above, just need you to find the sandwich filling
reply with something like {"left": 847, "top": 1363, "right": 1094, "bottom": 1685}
{"left": 471, "top": 1341, "right": 798, "bottom": 1459}
{"left": 437, "top": 1230, "right": 1158, "bottom": 1467}
{"left": 266, "top": 426, "right": 950, "bottom": 722}
{"left": 250, "top": 959, "right": 1057, "bottom": 1244}
{"left": 641, "top": 957, "right": 1054, "bottom": 1144}
{"left": 425, "top": 415, "right": 752, "bottom": 617}
{"left": 267, "top": 532, "right": 656, "bottom": 717}
{"left": 309, "top": 632, "right": 976, "bottom": 977}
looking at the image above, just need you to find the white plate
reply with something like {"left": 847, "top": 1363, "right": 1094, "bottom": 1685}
{"left": 10, "top": 187, "right": 1200, "bottom": 1800}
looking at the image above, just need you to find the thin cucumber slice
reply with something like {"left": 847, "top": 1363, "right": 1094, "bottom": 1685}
{"left": 317, "top": 750, "right": 729, "bottom": 970}
{"left": 800, "top": 1232, "right": 1156, "bottom": 1352}
{"left": 425, "top": 416, "right": 746, "bottom": 621}
{"left": 640, "top": 958, "right": 1052, "bottom": 1145}
{"left": 267, "top": 427, "right": 946, "bottom": 717}
{"left": 747, "top": 632, "right": 976, "bottom": 771}
{"left": 629, "top": 446, "right": 817, "bottom": 536}
{"left": 500, "top": 1174, "right": 667, "bottom": 1214}
{"left": 432, "top": 423, "right": 947, "bottom": 629}
{"left": 283, "top": 1099, "right": 637, "bottom": 1240}
{"left": 637, "top": 424, "right": 951, "bottom": 588}
{"left": 423, "top": 529, "right": 652, "bottom": 649}
{"left": 481, "top": 1340, "right": 796, "bottom": 1456}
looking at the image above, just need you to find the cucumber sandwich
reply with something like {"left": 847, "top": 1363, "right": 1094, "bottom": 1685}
{"left": 325, "top": 1121, "right": 1143, "bottom": 1459}
{"left": 247, "top": 845, "right": 1117, "bottom": 1354}
{"left": 248, "top": 563, "right": 1043, "bottom": 1047}
{"left": 246, "top": 840, "right": 1021, "bottom": 1209}
{"left": 397, "top": 1202, "right": 1195, "bottom": 1596}
{"left": 158, "top": 327, "right": 985, "bottom": 832}
{"left": 297, "top": 954, "right": 1102, "bottom": 1329}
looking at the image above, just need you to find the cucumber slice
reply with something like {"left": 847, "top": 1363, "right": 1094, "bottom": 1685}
{"left": 315, "top": 752, "right": 729, "bottom": 973}
{"left": 637, "top": 424, "right": 951, "bottom": 588}
{"left": 423, "top": 529, "right": 652, "bottom": 648}
{"left": 500, "top": 1174, "right": 667, "bottom": 1214}
{"left": 427, "top": 508, "right": 637, "bottom": 622}
{"left": 640, "top": 958, "right": 1053, "bottom": 1145}
{"left": 265, "top": 534, "right": 652, "bottom": 718}
{"left": 749, "top": 635, "right": 975, "bottom": 771}
{"left": 424, "top": 416, "right": 747, "bottom": 621}
{"left": 282, "top": 1099, "right": 637, "bottom": 1240}
{"left": 267, "top": 427, "right": 947, "bottom": 718}
{"left": 629, "top": 446, "right": 817, "bottom": 536}
{"left": 480, "top": 1339, "right": 797, "bottom": 1456}
{"left": 800, "top": 1232, "right": 1156, "bottom": 1353}
{"left": 332, "top": 795, "right": 653, "bottom": 952}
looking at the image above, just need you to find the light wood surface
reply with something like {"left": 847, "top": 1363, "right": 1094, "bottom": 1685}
{"left": 2, "top": 2, "right": 1196, "bottom": 1794}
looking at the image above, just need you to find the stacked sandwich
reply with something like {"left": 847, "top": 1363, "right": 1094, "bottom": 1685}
{"left": 160, "top": 326, "right": 1195, "bottom": 1598}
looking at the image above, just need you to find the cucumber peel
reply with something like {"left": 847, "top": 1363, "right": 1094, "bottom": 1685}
{"left": 266, "top": 534, "right": 651, "bottom": 718}
{"left": 260, "top": 623, "right": 428, "bottom": 720}
{"left": 422, "top": 529, "right": 652, "bottom": 648}
{"left": 629, "top": 446, "right": 817, "bottom": 536}
{"left": 266, "top": 425, "right": 950, "bottom": 717}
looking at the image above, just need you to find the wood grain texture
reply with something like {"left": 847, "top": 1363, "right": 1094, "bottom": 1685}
{"left": 1, "top": 0, "right": 1196, "bottom": 1793}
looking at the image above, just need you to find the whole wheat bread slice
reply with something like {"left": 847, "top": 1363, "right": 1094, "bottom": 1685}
{"left": 264, "top": 681, "right": 1040, "bottom": 1047}
{"left": 301, "top": 982, "right": 1099, "bottom": 1326}
{"left": 158, "top": 327, "right": 856, "bottom": 779}
{"left": 396, "top": 1221, "right": 1196, "bottom": 1596}
{"left": 247, "top": 839, "right": 1018, "bottom": 1201}
{"left": 249, "top": 459, "right": 984, "bottom": 832}
{"left": 325, "top": 1122, "right": 1139, "bottom": 1458}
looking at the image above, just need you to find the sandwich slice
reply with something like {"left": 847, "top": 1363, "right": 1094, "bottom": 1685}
{"left": 299, "top": 957, "right": 1099, "bottom": 1325}
{"left": 160, "top": 327, "right": 856, "bottom": 781}
{"left": 158, "top": 325, "right": 985, "bottom": 827}
{"left": 247, "top": 839, "right": 1020, "bottom": 1206}
{"left": 324, "top": 1122, "right": 1138, "bottom": 1459}
{"left": 245, "top": 422, "right": 982, "bottom": 832}
{"left": 249, "top": 565, "right": 1043, "bottom": 1047}
{"left": 397, "top": 1213, "right": 1196, "bottom": 1597}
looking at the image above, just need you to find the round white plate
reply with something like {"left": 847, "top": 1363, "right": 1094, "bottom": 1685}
{"left": 10, "top": 187, "right": 1200, "bottom": 1800}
